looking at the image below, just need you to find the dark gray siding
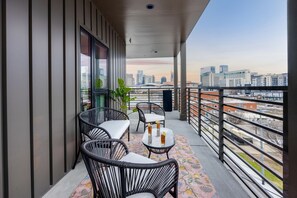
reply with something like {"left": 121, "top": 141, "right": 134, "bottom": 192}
{"left": 31, "top": 0, "right": 50, "bottom": 196}
{"left": 51, "top": 0, "right": 65, "bottom": 184}
{"left": 0, "top": 0, "right": 3, "bottom": 197}
{"left": 1, "top": 0, "right": 126, "bottom": 197}
{"left": 6, "top": 0, "right": 31, "bottom": 197}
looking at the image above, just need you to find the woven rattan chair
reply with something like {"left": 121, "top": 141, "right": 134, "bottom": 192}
{"left": 136, "top": 102, "right": 165, "bottom": 132}
{"left": 72, "top": 107, "right": 130, "bottom": 169}
{"left": 81, "top": 139, "right": 179, "bottom": 198}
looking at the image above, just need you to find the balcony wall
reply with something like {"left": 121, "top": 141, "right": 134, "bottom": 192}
{"left": 0, "top": 0, "right": 126, "bottom": 197}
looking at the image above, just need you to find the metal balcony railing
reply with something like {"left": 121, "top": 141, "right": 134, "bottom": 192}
{"left": 128, "top": 86, "right": 287, "bottom": 197}
{"left": 187, "top": 86, "right": 287, "bottom": 198}
{"left": 128, "top": 87, "right": 180, "bottom": 110}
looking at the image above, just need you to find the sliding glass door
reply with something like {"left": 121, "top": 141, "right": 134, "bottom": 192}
{"left": 80, "top": 29, "right": 109, "bottom": 111}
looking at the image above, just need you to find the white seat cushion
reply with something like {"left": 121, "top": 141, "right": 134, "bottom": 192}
{"left": 99, "top": 120, "right": 130, "bottom": 139}
{"left": 120, "top": 152, "right": 156, "bottom": 164}
{"left": 127, "top": 193, "right": 155, "bottom": 198}
{"left": 144, "top": 114, "right": 165, "bottom": 122}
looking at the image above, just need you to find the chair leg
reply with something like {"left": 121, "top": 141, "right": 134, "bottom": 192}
{"left": 128, "top": 127, "right": 130, "bottom": 141}
{"left": 174, "top": 183, "right": 178, "bottom": 198}
{"left": 72, "top": 147, "right": 80, "bottom": 169}
{"left": 136, "top": 120, "right": 140, "bottom": 131}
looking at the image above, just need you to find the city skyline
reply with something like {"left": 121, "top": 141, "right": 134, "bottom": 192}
{"left": 126, "top": 0, "right": 287, "bottom": 83}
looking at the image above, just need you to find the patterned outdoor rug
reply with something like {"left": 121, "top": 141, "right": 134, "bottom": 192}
{"left": 70, "top": 134, "right": 219, "bottom": 198}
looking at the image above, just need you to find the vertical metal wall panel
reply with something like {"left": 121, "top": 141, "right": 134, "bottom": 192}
{"left": 0, "top": 0, "right": 3, "bottom": 196}
{"left": 65, "top": 0, "right": 76, "bottom": 171}
{"left": 101, "top": 16, "right": 106, "bottom": 44}
{"left": 97, "top": 11, "right": 101, "bottom": 39}
{"left": 76, "top": 0, "right": 84, "bottom": 24}
{"left": 32, "top": 0, "right": 50, "bottom": 196}
{"left": 84, "top": 0, "right": 91, "bottom": 30}
{"left": 6, "top": 0, "right": 31, "bottom": 197}
{"left": 91, "top": 3, "right": 96, "bottom": 35}
{"left": 51, "top": 0, "right": 65, "bottom": 184}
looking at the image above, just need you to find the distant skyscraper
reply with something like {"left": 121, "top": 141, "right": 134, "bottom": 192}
{"left": 160, "top": 76, "right": 167, "bottom": 84}
{"left": 200, "top": 66, "right": 216, "bottom": 86}
{"left": 152, "top": 75, "right": 155, "bottom": 83}
{"left": 200, "top": 66, "right": 216, "bottom": 75}
{"left": 219, "top": 65, "right": 228, "bottom": 73}
{"left": 144, "top": 75, "right": 154, "bottom": 84}
{"left": 136, "top": 70, "right": 144, "bottom": 85}
{"left": 126, "top": 74, "right": 135, "bottom": 87}
{"left": 170, "top": 71, "right": 174, "bottom": 82}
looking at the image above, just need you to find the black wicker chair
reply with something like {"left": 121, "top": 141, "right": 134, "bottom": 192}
{"left": 136, "top": 102, "right": 165, "bottom": 132}
{"left": 72, "top": 107, "right": 130, "bottom": 169}
{"left": 81, "top": 139, "right": 179, "bottom": 198}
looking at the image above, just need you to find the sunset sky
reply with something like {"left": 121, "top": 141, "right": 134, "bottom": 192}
{"left": 126, "top": 0, "right": 287, "bottom": 83}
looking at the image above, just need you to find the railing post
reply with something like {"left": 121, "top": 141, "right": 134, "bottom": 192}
{"left": 187, "top": 88, "right": 190, "bottom": 124}
{"left": 218, "top": 88, "right": 224, "bottom": 162}
{"left": 148, "top": 88, "right": 150, "bottom": 103}
{"left": 198, "top": 88, "right": 202, "bottom": 137}
{"left": 128, "top": 92, "right": 131, "bottom": 110}
{"left": 283, "top": 90, "right": 288, "bottom": 197}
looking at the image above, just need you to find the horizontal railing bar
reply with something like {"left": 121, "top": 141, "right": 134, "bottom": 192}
{"left": 201, "top": 86, "right": 287, "bottom": 91}
{"left": 201, "top": 98, "right": 219, "bottom": 104}
{"left": 223, "top": 120, "right": 283, "bottom": 150}
{"left": 201, "top": 92, "right": 219, "bottom": 97}
{"left": 224, "top": 111, "right": 283, "bottom": 136}
{"left": 201, "top": 134, "right": 219, "bottom": 154}
{"left": 190, "top": 107, "right": 198, "bottom": 114}
{"left": 201, "top": 125, "right": 219, "bottom": 141}
{"left": 201, "top": 103, "right": 219, "bottom": 112}
{"left": 201, "top": 114, "right": 219, "bottom": 126}
{"left": 223, "top": 158, "right": 262, "bottom": 197}
{"left": 224, "top": 136, "right": 283, "bottom": 181}
{"left": 201, "top": 119, "right": 219, "bottom": 134}
{"left": 200, "top": 108, "right": 219, "bottom": 119}
{"left": 223, "top": 151, "right": 279, "bottom": 197}
{"left": 223, "top": 104, "right": 283, "bottom": 121}
{"left": 223, "top": 95, "right": 283, "bottom": 106}
{"left": 223, "top": 128, "right": 283, "bottom": 166}
{"left": 223, "top": 141, "right": 283, "bottom": 195}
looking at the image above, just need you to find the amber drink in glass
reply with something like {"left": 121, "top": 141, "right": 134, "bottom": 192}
{"left": 156, "top": 121, "right": 160, "bottom": 136}
{"left": 161, "top": 131, "right": 166, "bottom": 145}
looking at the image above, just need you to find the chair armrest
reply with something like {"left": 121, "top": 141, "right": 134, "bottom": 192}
{"left": 151, "top": 103, "right": 165, "bottom": 116}
{"left": 105, "top": 108, "right": 129, "bottom": 121}
{"left": 122, "top": 159, "right": 179, "bottom": 197}
{"left": 137, "top": 107, "right": 146, "bottom": 122}
{"left": 82, "top": 125, "right": 112, "bottom": 140}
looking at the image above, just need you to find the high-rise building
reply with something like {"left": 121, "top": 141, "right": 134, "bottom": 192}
{"left": 152, "top": 75, "right": 155, "bottom": 83}
{"left": 144, "top": 75, "right": 154, "bottom": 84}
{"left": 126, "top": 74, "right": 135, "bottom": 87}
{"left": 219, "top": 65, "right": 229, "bottom": 73}
{"left": 201, "top": 72, "right": 220, "bottom": 87}
{"left": 136, "top": 70, "right": 144, "bottom": 85}
{"left": 161, "top": 76, "right": 167, "bottom": 84}
{"left": 200, "top": 66, "right": 216, "bottom": 75}
{"left": 224, "top": 69, "right": 251, "bottom": 87}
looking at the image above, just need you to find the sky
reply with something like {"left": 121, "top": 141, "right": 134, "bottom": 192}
{"left": 126, "top": 0, "right": 287, "bottom": 83}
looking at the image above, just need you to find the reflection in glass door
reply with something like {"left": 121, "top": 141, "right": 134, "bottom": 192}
{"left": 80, "top": 30, "right": 92, "bottom": 111}
{"left": 93, "top": 41, "right": 108, "bottom": 108}
{"left": 80, "top": 29, "right": 109, "bottom": 111}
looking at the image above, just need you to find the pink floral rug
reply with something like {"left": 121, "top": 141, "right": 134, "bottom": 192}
{"left": 70, "top": 134, "right": 219, "bottom": 198}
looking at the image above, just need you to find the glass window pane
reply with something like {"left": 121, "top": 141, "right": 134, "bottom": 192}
{"left": 80, "top": 31, "right": 92, "bottom": 111}
{"left": 94, "top": 42, "right": 108, "bottom": 89}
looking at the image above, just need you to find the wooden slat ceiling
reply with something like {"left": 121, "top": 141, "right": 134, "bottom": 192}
{"left": 93, "top": 0, "right": 209, "bottom": 58}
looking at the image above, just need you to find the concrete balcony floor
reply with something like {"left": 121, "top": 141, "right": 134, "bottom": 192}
{"left": 43, "top": 111, "right": 250, "bottom": 198}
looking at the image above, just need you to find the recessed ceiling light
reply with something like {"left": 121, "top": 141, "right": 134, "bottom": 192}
{"left": 146, "top": 4, "right": 154, "bottom": 10}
